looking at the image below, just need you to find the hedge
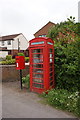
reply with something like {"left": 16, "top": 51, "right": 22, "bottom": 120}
{"left": 48, "top": 17, "right": 80, "bottom": 92}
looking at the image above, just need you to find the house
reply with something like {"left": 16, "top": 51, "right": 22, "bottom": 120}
{"left": 34, "top": 21, "right": 55, "bottom": 38}
{"left": 0, "top": 33, "right": 29, "bottom": 58}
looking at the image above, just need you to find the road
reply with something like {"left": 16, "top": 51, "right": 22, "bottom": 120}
{"left": 2, "top": 81, "right": 76, "bottom": 118}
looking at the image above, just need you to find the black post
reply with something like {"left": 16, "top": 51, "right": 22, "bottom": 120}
{"left": 20, "top": 69, "right": 22, "bottom": 89}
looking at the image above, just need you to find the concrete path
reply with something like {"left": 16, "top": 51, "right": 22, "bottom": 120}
{"left": 0, "top": 83, "right": 2, "bottom": 119}
{"left": 2, "top": 81, "right": 76, "bottom": 118}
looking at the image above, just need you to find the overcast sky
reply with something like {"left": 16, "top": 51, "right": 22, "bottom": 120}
{"left": 0, "top": 0, "right": 79, "bottom": 40}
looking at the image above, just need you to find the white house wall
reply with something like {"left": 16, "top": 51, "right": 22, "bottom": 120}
{"left": 20, "top": 34, "right": 28, "bottom": 50}
{"left": 12, "top": 38, "right": 18, "bottom": 50}
{"left": 14, "top": 34, "right": 28, "bottom": 50}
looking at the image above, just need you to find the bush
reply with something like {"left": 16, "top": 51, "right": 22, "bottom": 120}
{"left": 42, "top": 89, "right": 80, "bottom": 117}
{"left": 18, "top": 53, "right": 24, "bottom": 56}
{"left": 6, "top": 55, "right": 12, "bottom": 60}
{"left": 48, "top": 17, "right": 80, "bottom": 92}
{"left": 0, "top": 61, "right": 6, "bottom": 65}
{"left": 22, "top": 74, "right": 30, "bottom": 89}
{"left": 25, "top": 57, "right": 29, "bottom": 63}
{"left": 0, "top": 59, "right": 15, "bottom": 65}
{"left": 6, "top": 59, "right": 16, "bottom": 65}
{"left": 53, "top": 39, "right": 80, "bottom": 92}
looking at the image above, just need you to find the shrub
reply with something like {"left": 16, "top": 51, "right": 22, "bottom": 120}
{"left": 0, "top": 61, "right": 6, "bottom": 65}
{"left": 6, "top": 59, "right": 16, "bottom": 65}
{"left": 0, "top": 59, "right": 15, "bottom": 65}
{"left": 25, "top": 57, "right": 29, "bottom": 63}
{"left": 42, "top": 89, "right": 80, "bottom": 117}
{"left": 18, "top": 53, "right": 24, "bottom": 56}
{"left": 53, "top": 39, "right": 80, "bottom": 92}
{"left": 48, "top": 17, "right": 80, "bottom": 92}
{"left": 22, "top": 74, "right": 30, "bottom": 89}
{"left": 6, "top": 55, "right": 12, "bottom": 60}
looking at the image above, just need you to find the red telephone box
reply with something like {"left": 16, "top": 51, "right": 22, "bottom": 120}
{"left": 16, "top": 56, "right": 25, "bottom": 70}
{"left": 29, "top": 37, "right": 55, "bottom": 94}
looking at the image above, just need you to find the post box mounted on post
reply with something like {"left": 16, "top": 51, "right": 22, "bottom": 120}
{"left": 16, "top": 56, "right": 25, "bottom": 70}
{"left": 16, "top": 56, "right": 25, "bottom": 89}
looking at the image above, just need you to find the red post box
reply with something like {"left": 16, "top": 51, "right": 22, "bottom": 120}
{"left": 29, "top": 37, "right": 55, "bottom": 94}
{"left": 16, "top": 56, "right": 25, "bottom": 70}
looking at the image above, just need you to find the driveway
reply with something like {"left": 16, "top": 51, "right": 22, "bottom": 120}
{"left": 2, "top": 81, "right": 77, "bottom": 118}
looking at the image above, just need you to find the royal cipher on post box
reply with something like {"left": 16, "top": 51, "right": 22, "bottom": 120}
{"left": 16, "top": 56, "right": 25, "bottom": 70}
{"left": 29, "top": 37, "right": 55, "bottom": 94}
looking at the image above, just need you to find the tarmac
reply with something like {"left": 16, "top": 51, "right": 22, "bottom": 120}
{"left": 1, "top": 81, "right": 78, "bottom": 118}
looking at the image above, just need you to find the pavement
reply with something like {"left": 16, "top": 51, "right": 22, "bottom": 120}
{"left": 2, "top": 81, "right": 77, "bottom": 118}
{"left": 0, "top": 83, "right": 2, "bottom": 119}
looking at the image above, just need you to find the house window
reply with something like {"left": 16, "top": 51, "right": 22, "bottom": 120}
{"left": 38, "top": 35, "right": 46, "bottom": 37}
{"left": 2, "top": 41, "right": 5, "bottom": 46}
{"left": 7, "top": 40, "right": 11, "bottom": 45}
{"left": 38, "top": 35, "right": 42, "bottom": 37}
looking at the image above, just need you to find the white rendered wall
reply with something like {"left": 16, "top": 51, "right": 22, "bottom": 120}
{"left": 14, "top": 34, "right": 28, "bottom": 50}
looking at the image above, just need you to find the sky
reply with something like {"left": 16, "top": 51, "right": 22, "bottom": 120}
{"left": 0, "top": 0, "right": 79, "bottom": 40}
